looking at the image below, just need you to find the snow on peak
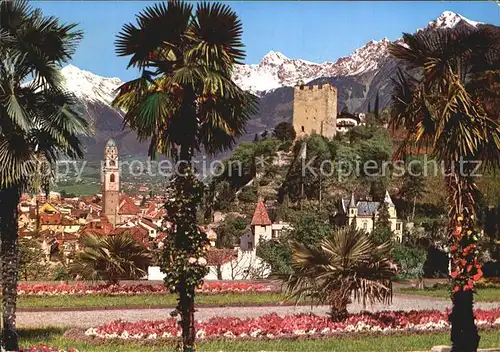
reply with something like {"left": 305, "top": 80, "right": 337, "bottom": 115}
{"left": 260, "top": 51, "right": 289, "bottom": 65}
{"left": 61, "top": 64, "right": 122, "bottom": 105}
{"left": 423, "top": 11, "right": 481, "bottom": 31}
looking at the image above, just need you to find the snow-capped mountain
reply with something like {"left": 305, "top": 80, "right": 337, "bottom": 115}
{"left": 232, "top": 11, "right": 482, "bottom": 95}
{"left": 56, "top": 11, "right": 489, "bottom": 159}
{"left": 423, "top": 10, "right": 481, "bottom": 31}
{"left": 232, "top": 39, "right": 394, "bottom": 94}
{"left": 61, "top": 65, "right": 122, "bottom": 106}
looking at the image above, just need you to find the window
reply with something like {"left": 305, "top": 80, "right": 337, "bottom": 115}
{"left": 110, "top": 174, "right": 115, "bottom": 183}
{"left": 248, "top": 241, "right": 253, "bottom": 251}
{"left": 363, "top": 222, "right": 368, "bottom": 230}
{"left": 109, "top": 160, "right": 116, "bottom": 167}
{"left": 396, "top": 223, "right": 401, "bottom": 231}
{"left": 301, "top": 126, "right": 305, "bottom": 132}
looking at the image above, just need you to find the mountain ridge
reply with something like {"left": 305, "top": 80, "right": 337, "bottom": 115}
{"left": 56, "top": 10, "right": 486, "bottom": 159}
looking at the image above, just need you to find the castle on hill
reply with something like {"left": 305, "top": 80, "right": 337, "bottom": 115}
{"left": 292, "top": 82, "right": 365, "bottom": 138}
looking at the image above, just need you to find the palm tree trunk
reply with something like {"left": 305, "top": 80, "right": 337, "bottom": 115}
{"left": 446, "top": 170, "right": 480, "bottom": 352}
{"left": 450, "top": 289, "right": 479, "bottom": 352}
{"left": 0, "top": 184, "right": 21, "bottom": 351}
{"left": 329, "top": 294, "right": 350, "bottom": 322}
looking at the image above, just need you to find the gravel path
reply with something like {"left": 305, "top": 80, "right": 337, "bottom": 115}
{"left": 18, "top": 294, "right": 500, "bottom": 329}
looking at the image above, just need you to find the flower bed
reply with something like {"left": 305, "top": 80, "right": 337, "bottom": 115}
{"left": 18, "top": 282, "right": 279, "bottom": 296}
{"left": 84, "top": 309, "right": 500, "bottom": 341}
{"left": 20, "top": 346, "right": 77, "bottom": 352}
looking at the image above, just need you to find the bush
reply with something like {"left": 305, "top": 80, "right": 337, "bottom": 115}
{"left": 278, "top": 140, "right": 293, "bottom": 152}
{"left": 238, "top": 185, "right": 258, "bottom": 203}
{"left": 393, "top": 242, "right": 427, "bottom": 279}
{"left": 52, "top": 264, "right": 71, "bottom": 281}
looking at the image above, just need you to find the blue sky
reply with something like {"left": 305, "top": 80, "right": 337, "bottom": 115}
{"left": 36, "top": 1, "right": 500, "bottom": 81}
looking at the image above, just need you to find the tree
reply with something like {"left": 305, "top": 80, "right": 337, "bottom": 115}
{"left": 215, "top": 215, "right": 247, "bottom": 249}
{"left": 400, "top": 160, "right": 427, "bottom": 221}
{"left": 273, "top": 121, "right": 296, "bottom": 142}
{"left": 238, "top": 184, "right": 258, "bottom": 203}
{"left": 206, "top": 248, "right": 236, "bottom": 279}
{"left": 368, "top": 101, "right": 371, "bottom": 113}
{"left": 68, "top": 233, "right": 151, "bottom": 284}
{"left": 258, "top": 212, "right": 330, "bottom": 275}
{"left": 18, "top": 238, "right": 51, "bottom": 281}
{"left": 253, "top": 133, "right": 259, "bottom": 142}
{"left": 373, "top": 91, "right": 380, "bottom": 120}
{"left": 112, "top": 2, "right": 257, "bottom": 350}
{"left": 376, "top": 202, "right": 391, "bottom": 229}
{"left": 282, "top": 227, "right": 395, "bottom": 321}
{"left": 214, "top": 181, "right": 236, "bottom": 211}
{"left": 389, "top": 26, "right": 500, "bottom": 350}
{"left": 0, "top": 2, "right": 86, "bottom": 349}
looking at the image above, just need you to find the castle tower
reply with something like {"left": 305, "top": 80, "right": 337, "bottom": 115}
{"left": 292, "top": 83, "right": 337, "bottom": 139}
{"left": 102, "top": 139, "right": 120, "bottom": 226}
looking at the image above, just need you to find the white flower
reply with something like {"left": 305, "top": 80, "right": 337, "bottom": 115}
{"left": 196, "top": 329, "right": 206, "bottom": 339}
{"left": 197, "top": 257, "right": 207, "bottom": 266}
{"left": 188, "top": 257, "right": 197, "bottom": 264}
{"left": 250, "top": 329, "right": 261, "bottom": 337}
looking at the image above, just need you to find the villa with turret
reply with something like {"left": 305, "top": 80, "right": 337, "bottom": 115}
{"left": 335, "top": 191, "right": 403, "bottom": 241}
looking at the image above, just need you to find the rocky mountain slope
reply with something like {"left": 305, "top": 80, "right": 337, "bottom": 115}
{"left": 58, "top": 11, "right": 484, "bottom": 159}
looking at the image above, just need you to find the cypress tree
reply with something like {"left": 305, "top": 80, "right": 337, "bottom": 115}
{"left": 368, "top": 101, "right": 371, "bottom": 113}
{"left": 374, "top": 92, "right": 380, "bottom": 119}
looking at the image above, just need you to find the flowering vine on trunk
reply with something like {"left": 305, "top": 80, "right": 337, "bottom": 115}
{"left": 161, "top": 167, "right": 210, "bottom": 351}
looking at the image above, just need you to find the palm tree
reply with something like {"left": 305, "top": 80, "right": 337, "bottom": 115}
{"left": 283, "top": 227, "right": 395, "bottom": 322}
{"left": 69, "top": 233, "right": 152, "bottom": 284}
{"left": 388, "top": 25, "right": 500, "bottom": 351}
{"left": 112, "top": 1, "right": 257, "bottom": 350}
{"left": 0, "top": 1, "right": 86, "bottom": 349}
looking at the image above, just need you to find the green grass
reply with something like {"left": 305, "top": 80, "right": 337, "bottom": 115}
{"left": 18, "top": 292, "right": 288, "bottom": 309}
{"left": 400, "top": 288, "right": 500, "bottom": 302}
{"left": 53, "top": 181, "right": 100, "bottom": 196}
{"left": 19, "top": 327, "right": 500, "bottom": 351}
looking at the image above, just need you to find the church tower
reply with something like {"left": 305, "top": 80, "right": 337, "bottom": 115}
{"left": 103, "top": 139, "right": 120, "bottom": 226}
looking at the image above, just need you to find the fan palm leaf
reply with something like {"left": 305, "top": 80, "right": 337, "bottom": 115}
{"left": 282, "top": 227, "right": 395, "bottom": 321}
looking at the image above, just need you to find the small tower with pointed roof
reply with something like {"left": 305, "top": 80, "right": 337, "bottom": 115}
{"left": 348, "top": 192, "right": 358, "bottom": 225}
{"left": 384, "top": 190, "right": 396, "bottom": 219}
{"left": 242, "top": 198, "right": 272, "bottom": 252}
{"left": 102, "top": 138, "right": 120, "bottom": 227}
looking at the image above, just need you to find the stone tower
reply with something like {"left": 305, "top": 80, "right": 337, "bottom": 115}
{"left": 292, "top": 83, "right": 337, "bottom": 139}
{"left": 102, "top": 138, "right": 119, "bottom": 226}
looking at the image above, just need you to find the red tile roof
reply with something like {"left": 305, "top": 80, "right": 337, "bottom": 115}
{"left": 112, "top": 226, "right": 150, "bottom": 248}
{"left": 40, "top": 213, "right": 62, "bottom": 225}
{"left": 118, "top": 195, "right": 140, "bottom": 215}
{"left": 79, "top": 217, "right": 114, "bottom": 236}
{"left": 251, "top": 199, "right": 272, "bottom": 226}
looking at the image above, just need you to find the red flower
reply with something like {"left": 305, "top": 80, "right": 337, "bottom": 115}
{"left": 473, "top": 271, "right": 483, "bottom": 281}
{"left": 450, "top": 272, "right": 459, "bottom": 279}
{"left": 453, "top": 286, "right": 461, "bottom": 293}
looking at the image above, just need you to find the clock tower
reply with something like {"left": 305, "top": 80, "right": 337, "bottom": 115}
{"left": 102, "top": 138, "right": 120, "bottom": 226}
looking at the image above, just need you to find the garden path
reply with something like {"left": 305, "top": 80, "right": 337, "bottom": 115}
{"left": 18, "top": 294, "right": 500, "bottom": 329}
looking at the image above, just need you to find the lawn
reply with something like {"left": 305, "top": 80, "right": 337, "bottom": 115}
{"left": 400, "top": 288, "right": 500, "bottom": 302}
{"left": 18, "top": 292, "right": 288, "bottom": 309}
{"left": 20, "top": 327, "right": 500, "bottom": 352}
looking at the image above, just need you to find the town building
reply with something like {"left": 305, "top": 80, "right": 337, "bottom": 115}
{"left": 336, "top": 112, "right": 366, "bottom": 133}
